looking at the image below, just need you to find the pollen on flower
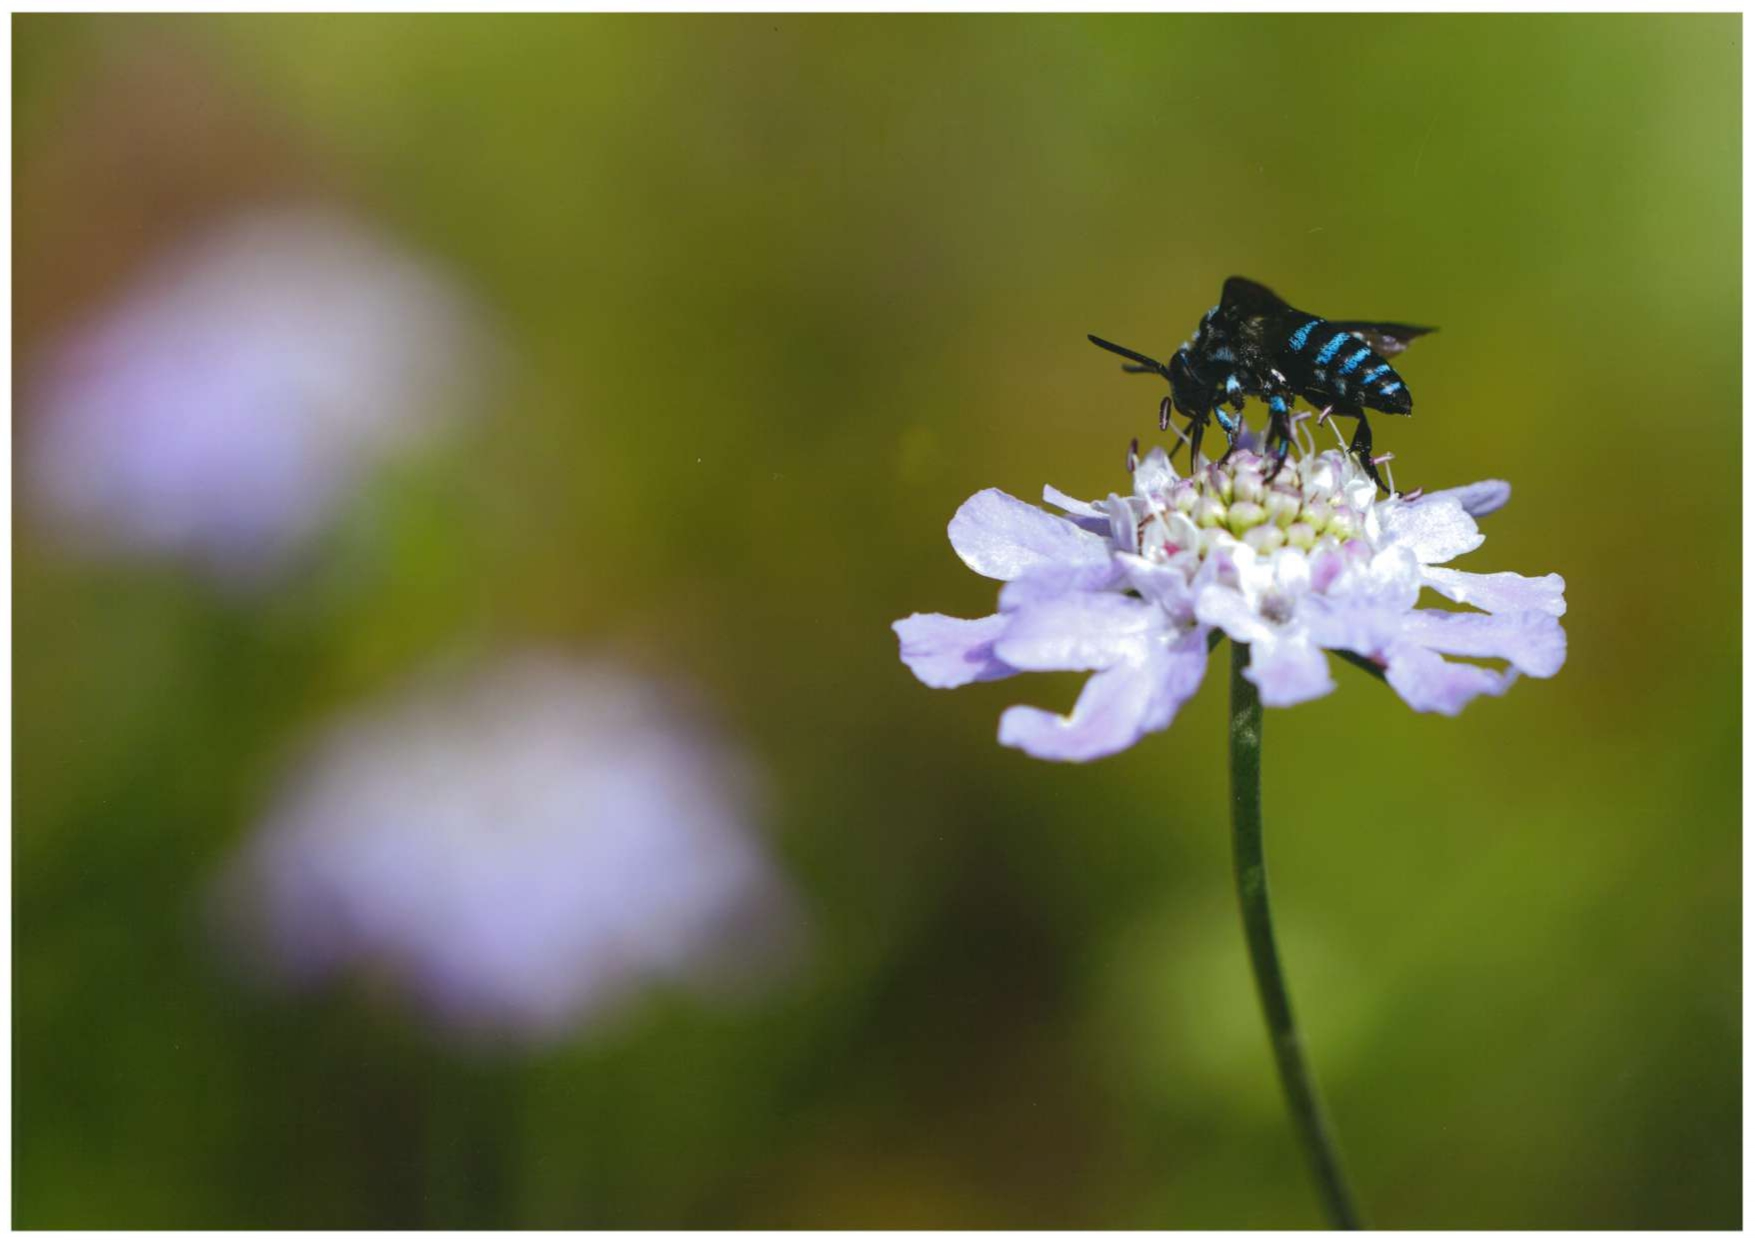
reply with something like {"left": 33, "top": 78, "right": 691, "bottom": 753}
{"left": 1134, "top": 448, "right": 1372, "bottom": 569}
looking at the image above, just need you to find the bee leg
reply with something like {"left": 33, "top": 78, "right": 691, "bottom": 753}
{"left": 1220, "top": 375, "right": 1249, "bottom": 464}
{"left": 1263, "top": 427, "right": 1292, "bottom": 483}
{"left": 1212, "top": 407, "right": 1242, "bottom": 466}
{"left": 1345, "top": 414, "right": 1389, "bottom": 492}
{"left": 1187, "top": 412, "right": 1209, "bottom": 467}
{"left": 1263, "top": 395, "right": 1294, "bottom": 482}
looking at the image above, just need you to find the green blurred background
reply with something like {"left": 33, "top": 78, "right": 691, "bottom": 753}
{"left": 13, "top": 13, "right": 1740, "bottom": 1229}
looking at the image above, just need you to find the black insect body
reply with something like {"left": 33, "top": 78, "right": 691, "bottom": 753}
{"left": 1089, "top": 277, "right": 1436, "bottom": 492}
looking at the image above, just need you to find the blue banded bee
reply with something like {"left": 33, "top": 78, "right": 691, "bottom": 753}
{"left": 1089, "top": 276, "right": 1435, "bottom": 491}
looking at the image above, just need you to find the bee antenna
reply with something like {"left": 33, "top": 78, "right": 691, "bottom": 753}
{"left": 1088, "top": 334, "right": 1170, "bottom": 377}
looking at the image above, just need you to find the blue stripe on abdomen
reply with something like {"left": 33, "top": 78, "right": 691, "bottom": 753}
{"left": 1380, "top": 381, "right": 1403, "bottom": 396}
{"left": 1338, "top": 347, "right": 1372, "bottom": 375}
{"left": 1287, "top": 319, "right": 1322, "bottom": 351}
{"left": 1361, "top": 363, "right": 1391, "bottom": 384}
{"left": 1314, "top": 332, "right": 1351, "bottom": 365}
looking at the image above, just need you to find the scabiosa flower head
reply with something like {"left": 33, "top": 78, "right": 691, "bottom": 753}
{"left": 211, "top": 654, "right": 802, "bottom": 1046}
{"left": 24, "top": 206, "right": 494, "bottom": 582}
{"left": 894, "top": 441, "right": 1566, "bottom": 762}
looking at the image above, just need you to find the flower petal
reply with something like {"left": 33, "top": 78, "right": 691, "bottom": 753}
{"left": 1425, "top": 478, "right": 1511, "bottom": 518}
{"left": 1397, "top": 608, "right": 1568, "bottom": 677}
{"left": 1245, "top": 632, "right": 1335, "bottom": 707}
{"left": 893, "top": 613, "right": 1017, "bottom": 688}
{"left": 1042, "top": 484, "right": 1109, "bottom": 534}
{"left": 1421, "top": 567, "right": 1567, "bottom": 617}
{"left": 1132, "top": 445, "right": 1179, "bottom": 497}
{"left": 1118, "top": 553, "right": 1200, "bottom": 624}
{"left": 947, "top": 489, "right": 1109, "bottom": 581}
{"left": 1102, "top": 494, "right": 1142, "bottom": 555}
{"left": 1324, "top": 545, "right": 1423, "bottom": 616}
{"left": 1300, "top": 594, "right": 1412, "bottom": 663}
{"left": 998, "top": 630, "right": 1208, "bottom": 762}
{"left": 1375, "top": 495, "right": 1484, "bottom": 564}
{"left": 1383, "top": 644, "right": 1516, "bottom": 715}
{"left": 995, "top": 592, "right": 1167, "bottom": 672}
{"left": 1192, "top": 583, "right": 1276, "bottom": 646}
{"left": 997, "top": 560, "right": 1125, "bottom": 610}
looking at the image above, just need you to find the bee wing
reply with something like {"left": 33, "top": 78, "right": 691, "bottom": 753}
{"left": 1219, "top": 276, "right": 1291, "bottom": 315}
{"left": 1326, "top": 320, "right": 1438, "bottom": 358}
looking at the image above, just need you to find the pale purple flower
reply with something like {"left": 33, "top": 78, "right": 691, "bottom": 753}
{"left": 25, "top": 206, "right": 494, "bottom": 582}
{"left": 894, "top": 444, "right": 1566, "bottom": 762}
{"left": 211, "top": 654, "right": 801, "bottom": 1045}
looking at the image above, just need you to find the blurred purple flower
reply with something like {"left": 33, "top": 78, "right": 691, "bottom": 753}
{"left": 894, "top": 444, "right": 1566, "bottom": 762}
{"left": 25, "top": 206, "right": 493, "bottom": 581}
{"left": 212, "top": 654, "right": 802, "bottom": 1045}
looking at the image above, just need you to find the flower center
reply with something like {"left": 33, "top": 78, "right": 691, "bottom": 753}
{"left": 1135, "top": 447, "right": 1371, "bottom": 562}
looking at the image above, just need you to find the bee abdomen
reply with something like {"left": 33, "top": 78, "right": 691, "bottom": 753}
{"left": 1286, "top": 318, "right": 1410, "bottom": 412}
{"left": 1286, "top": 318, "right": 1325, "bottom": 353}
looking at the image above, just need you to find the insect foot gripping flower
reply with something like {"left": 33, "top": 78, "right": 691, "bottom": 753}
{"left": 24, "top": 206, "right": 494, "bottom": 584}
{"left": 211, "top": 655, "right": 803, "bottom": 1047}
{"left": 893, "top": 443, "right": 1566, "bottom": 761}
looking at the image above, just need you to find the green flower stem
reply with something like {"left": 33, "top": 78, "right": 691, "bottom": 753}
{"left": 1229, "top": 641, "right": 1364, "bottom": 1230}
{"left": 425, "top": 1060, "right": 519, "bottom": 1228}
